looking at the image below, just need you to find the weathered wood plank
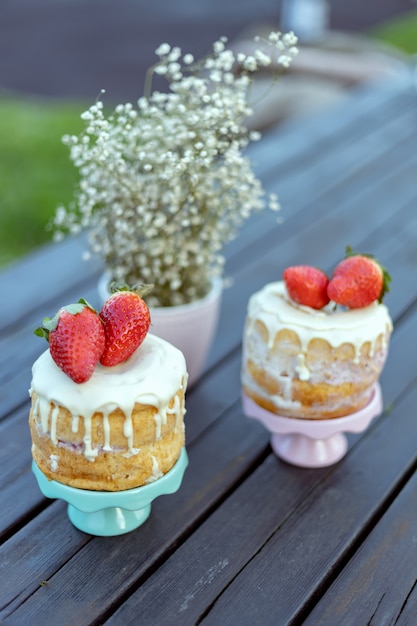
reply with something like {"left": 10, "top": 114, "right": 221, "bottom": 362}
{"left": 0, "top": 405, "right": 32, "bottom": 487}
{"left": 226, "top": 79, "right": 417, "bottom": 267}
{"left": 198, "top": 383, "right": 417, "bottom": 625}
{"left": 0, "top": 402, "right": 269, "bottom": 623}
{"left": 0, "top": 470, "right": 48, "bottom": 542}
{"left": 105, "top": 455, "right": 329, "bottom": 626}
{"left": 228, "top": 118, "right": 417, "bottom": 272}
{"left": 0, "top": 234, "right": 102, "bottom": 335}
{"left": 0, "top": 501, "right": 91, "bottom": 620}
{"left": 303, "top": 469, "right": 417, "bottom": 624}
{"left": 71, "top": 302, "right": 417, "bottom": 625}
{"left": 247, "top": 74, "right": 417, "bottom": 182}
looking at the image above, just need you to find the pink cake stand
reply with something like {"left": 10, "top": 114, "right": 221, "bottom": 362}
{"left": 242, "top": 384, "right": 382, "bottom": 468}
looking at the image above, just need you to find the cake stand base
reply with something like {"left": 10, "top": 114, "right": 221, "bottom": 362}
{"left": 66, "top": 502, "right": 152, "bottom": 536}
{"left": 242, "top": 385, "right": 382, "bottom": 468}
{"left": 32, "top": 447, "right": 188, "bottom": 536}
{"left": 270, "top": 430, "right": 348, "bottom": 467}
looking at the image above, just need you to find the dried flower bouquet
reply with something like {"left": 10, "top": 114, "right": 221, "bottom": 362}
{"left": 53, "top": 31, "right": 298, "bottom": 306}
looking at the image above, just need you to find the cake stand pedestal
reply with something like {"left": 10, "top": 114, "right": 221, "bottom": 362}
{"left": 242, "top": 385, "right": 382, "bottom": 468}
{"left": 32, "top": 447, "right": 188, "bottom": 536}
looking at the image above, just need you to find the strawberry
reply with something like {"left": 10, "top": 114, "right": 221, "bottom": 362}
{"left": 327, "top": 247, "right": 391, "bottom": 308}
{"left": 283, "top": 265, "right": 330, "bottom": 309}
{"left": 99, "top": 284, "right": 152, "bottom": 366}
{"left": 35, "top": 300, "right": 105, "bottom": 383}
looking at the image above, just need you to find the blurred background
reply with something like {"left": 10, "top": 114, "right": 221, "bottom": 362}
{"left": 1, "top": 0, "right": 416, "bottom": 268}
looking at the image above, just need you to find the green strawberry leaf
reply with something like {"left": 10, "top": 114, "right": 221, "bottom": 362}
{"left": 34, "top": 325, "right": 50, "bottom": 340}
{"left": 379, "top": 265, "right": 391, "bottom": 303}
{"left": 77, "top": 298, "right": 97, "bottom": 312}
{"left": 34, "top": 313, "right": 59, "bottom": 341}
{"left": 109, "top": 282, "right": 154, "bottom": 299}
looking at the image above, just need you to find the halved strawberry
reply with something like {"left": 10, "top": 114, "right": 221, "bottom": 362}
{"left": 35, "top": 300, "right": 105, "bottom": 383}
{"left": 99, "top": 284, "right": 152, "bottom": 366}
{"left": 327, "top": 247, "right": 391, "bottom": 309}
{"left": 283, "top": 265, "right": 330, "bottom": 309}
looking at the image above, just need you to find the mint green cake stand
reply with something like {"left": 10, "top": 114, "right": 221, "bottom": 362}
{"left": 32, "top": 447, "right": 188, "bottom": 536}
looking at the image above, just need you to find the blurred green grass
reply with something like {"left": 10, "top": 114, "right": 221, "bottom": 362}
{"left": 1, "top": 10, "right": 416, "bottom": 270}
{"left": 369, "top": 9, "right": 417, "bottom": 55}
{"left": 0, "top": 97, "right": 82, "bottom": 267}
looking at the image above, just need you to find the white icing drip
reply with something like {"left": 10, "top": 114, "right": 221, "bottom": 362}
{"left": 50, "top": 404, "right": 60, "bottom": 445}
{"left": 245, "top": 281, "right": 392, "bottom": 357}
{"left": 123, "top": 406, "right": 138, "bottom": 454}
{"left": 50, "top": 454, "right": 59, "bottom": 472}
{"left": 71, "top": 415, "right": 80, "bottom": 433}
{"left": 123, "top": 447, "right": 140, "bottom": 458}
{"left": 83, "top": 412, "right": 98, "bottom": 461}
{"left": 156, "top": 402, "right": 169, "bottom": 440}
{"left": 242, "top": 370, "right": 302, "bottom": 411}
{"left": 281, "top": 375, "right": 292, "bottom": 400}
{"left": 33, "top": 395, "right": 40, "bottom": 419}
{"left": 39, "top": 396, "right": 50, "bottom": 433}
{"left": 266, "top": 329, "right": 274, "bottom": 350}
{"left": 31, "top": 334, "right": 187, "bottom": 461}
{"left": 179, "top": 376, "right": 188, "bottom": 432}
{"left": 145, "top": 456, "right": 164, "bottom": 483}
{"left": 154, "top": 411, "right": 162, "bottom": 441}
{"left": 295, "top": 353, "right": 310, "bottom": 381}
{"left": 272, "top": 393, "right": 301, "bottom": 410}
{"left": 102, "top": 406, "right": 115, "bottom": 451}
{"left": 166, "top": 391, "right": 186, "bottom": 434}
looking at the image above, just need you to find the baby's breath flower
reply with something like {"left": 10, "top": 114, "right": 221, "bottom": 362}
{"left": 154, "top": 65, "right": 168, "bottom": 75}
{"left": 242, "top": 56, "right": 258, "bottom": 72}
{"left": 278, "top": 55, "right": 292, "bottom": 68}
{"left": 255, "top": 50, "right": 271, "bottom": 67}
{"left": 167, "top": 47, "right": 181, "bottom": 62}
{"left": 52, "top": 30, "right": 296, "bottom": 306}
{"left": 155, "top": 43, "right": 170, "bottom": 56}
{"left": 209, "top": 70, "right": 222, "bottom": 83}
{"left": 283, "top": 31, "right": 298, "bottom": 46}
{"left": 213, "top": 40, "right": 226, "bottom": 54}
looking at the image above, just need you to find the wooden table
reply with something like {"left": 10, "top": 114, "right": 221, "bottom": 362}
{"left": 2, "top": 71, "right": 417, "bottom": 625}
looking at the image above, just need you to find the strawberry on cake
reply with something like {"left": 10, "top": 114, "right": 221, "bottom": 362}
{"left": 242, "top": 248, "right": 393, "bottom": 420}
{"left": 29, "top": 286, "right": 188, "bottom": 491}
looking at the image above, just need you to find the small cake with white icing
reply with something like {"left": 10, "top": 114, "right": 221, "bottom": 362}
{"left": 30, "top": 334, "right": 187, "bottom": 490}
{"left": 29, "top": 287, "right": 187, "bottom": 491}
{"left": 242, "top": 253, "right": 392, "bottom": 420}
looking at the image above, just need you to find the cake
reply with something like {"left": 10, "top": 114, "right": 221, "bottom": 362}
{"left": 29, "top": 286, "right": 187, "bottom": 491}
{"left": 242, "top": 255, "right": 392, "bottom": 420}
{"left": 29, "top": 333, "right": 187, "bottom": 490}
